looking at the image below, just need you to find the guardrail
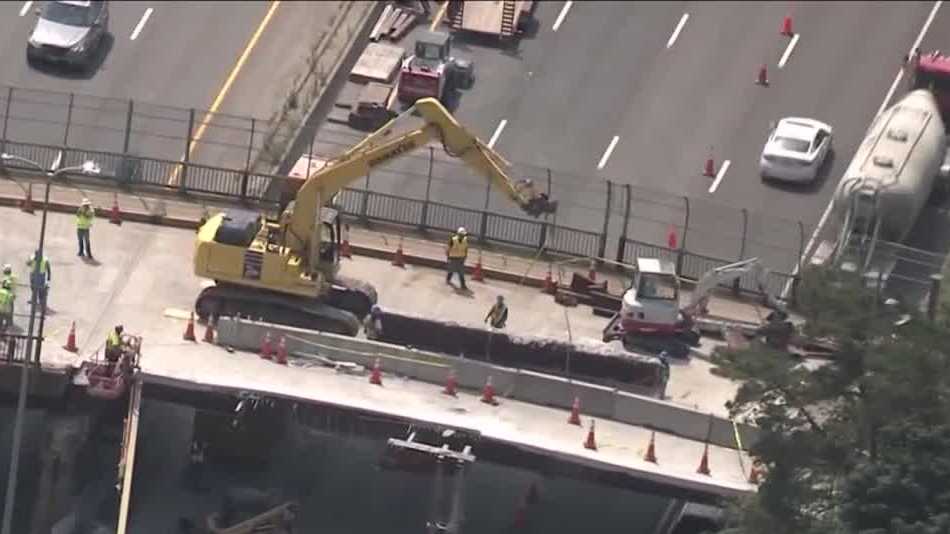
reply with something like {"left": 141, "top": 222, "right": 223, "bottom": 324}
{"left": 0, "top": 334, "right": 41, "bottom": 365}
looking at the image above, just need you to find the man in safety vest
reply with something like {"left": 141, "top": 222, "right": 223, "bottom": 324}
{"left": 484, "top": 295, "right": 508, "bottom": 329}
{"left": 445, "top": 227, "right": 470, "bottom": 290}
{"left": 0, "top": 286, "right": 13, "bottom": 331}
{"left": 105, "top": 325, "right": 124, "bottom": 363}
{"left": 76, "top": 198, "right": 95, "bottom": 259}
{"left": 26, "top": 252, "right": 51, "bottom": 313}
{"left": 1, "top": 265, "right": 16, "bottom": 297}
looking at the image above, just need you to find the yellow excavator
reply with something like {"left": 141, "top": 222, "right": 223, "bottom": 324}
{"left": 193, "top": 97, "right": 557, "bottom": 335}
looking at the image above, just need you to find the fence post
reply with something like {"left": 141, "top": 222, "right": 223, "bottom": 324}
{"left": 615, "top": 183, "right": 632, "bottom": 269}
{"left": 360, "top": 171, "right": 371, "bottom": 221}
{"left": 240, "top": 118, "right": 256, "bottom": 201}
{"left": 0, "top": 87, "right": 12, "bottom": 155}
{"left": 927, "top": 274, "right": 943, "bottom": 321}
{"left": 181, "top": 108, "right": 195, "bottom": 193}
{"left": 420, "top": 146, "right": 434, "bottom": 231}
{"left": 122, "top": 99, "right": 134, "bottom": 154}
{"left": 598, "top": 180, "right": 612, "bottom": 263}
{"left": 63, "top": 93, "right": 74, "bottom": 148}
{"left": 733, "top": 208, "right": 749, "bottom": 295}
{"left": 479, "top": 181, "right": 491, "bottom": 243}
{"left": 546, "top": 168, "right": 553, "bottom": 198}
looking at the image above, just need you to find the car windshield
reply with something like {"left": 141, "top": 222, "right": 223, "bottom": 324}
{"left": 774, "top": 136, "right": 811, "bottom": 153}
{"left": 42, "top": 2, "right": 93, "bottom": 27}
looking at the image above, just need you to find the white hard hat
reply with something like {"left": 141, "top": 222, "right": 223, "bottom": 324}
{"left": 457, "top": 227, "right": 467, "bottom": 235}
{"left": 2, "top": 265, "right": 10, "bottom": 274}
{"left": 81, "top": 198, "right": 91, "bottom": 206}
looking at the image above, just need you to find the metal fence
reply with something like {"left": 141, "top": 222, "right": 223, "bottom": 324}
{"left": 0, "top": 84, "right": 819, "bottom": 298}
{"left": 0, "top": 334, "right": 41, "bottom": 365}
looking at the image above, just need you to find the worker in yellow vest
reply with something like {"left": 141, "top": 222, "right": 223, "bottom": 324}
{"left": 105, "top": 325, "right": 124, "bottom": 363}
{"left": 445, "top": 227, "right": 469, "bottom": 290}
{"left": 76, "top": 198, "right": 95, "bottom": 259}
{"left": 0, "top": 286, "right": 13, "bottom": 331}
{"left": 26, "top": 252, "right": 51, "bottom": 313}
{"left": 1, "top": 265, "right": 16, "bottom": 297}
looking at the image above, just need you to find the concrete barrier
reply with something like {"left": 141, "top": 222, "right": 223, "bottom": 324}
{"left": 216, "top": 317, "right": 759, "bottom": 449}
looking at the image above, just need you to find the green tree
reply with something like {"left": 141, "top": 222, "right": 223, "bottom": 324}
{"left": 713, "top": 268, "right": 950, "bottom": 534}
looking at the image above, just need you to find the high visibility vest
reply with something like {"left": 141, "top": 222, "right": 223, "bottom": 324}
{"left": 447, "top": 235, "right": 469, "bottom": 259}
{"left": 0, "top": 289, "right": 11, "bottom": 314}
{"left": 106, "top": 331, "right": 121, "bottom": 350}
{"left": 27, "top": 257, "right": 50, "bottom": 283}
{"left": 76, "top": 207, "right": 94, "bottom": 230}
{"left": 1, "top": 275, "right": 16, "bottom": 295}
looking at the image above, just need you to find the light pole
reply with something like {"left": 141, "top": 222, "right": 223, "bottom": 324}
{"left": 0, "top": 153, "right": 100, "bottom": 534}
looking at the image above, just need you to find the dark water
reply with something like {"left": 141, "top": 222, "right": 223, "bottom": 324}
{"left": 0, "top": 398, "right": 676, "bottom": 534}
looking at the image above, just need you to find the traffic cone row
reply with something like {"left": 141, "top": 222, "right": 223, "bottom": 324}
{"left": 260, "top": 331, "right": 273, "bottom": 360}
{"left": 472, "top": 250, "right": 485, "bottom": 282}
{"left": 109, "top": 192, "right": 122, "bottom": 225}
{"left": 183, "top": 312, "right": 197, "bottom": 341}
{"left": 275, "top": 335, "right": 288, "bottom": 365}
{"left": 20, "top": 184, "right": 34, "bottom": 214}
{"left": 63, "top": 321, "right": 78, "bottom": 353}
{"left": 391, "top": 237, "right": 405, "bottom": 268}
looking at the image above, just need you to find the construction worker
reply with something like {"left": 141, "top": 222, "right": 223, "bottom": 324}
{"left": 105, "top": 325, "right": 124, "bottom": 363}
{"left": 485, "top": 295, "right": 508, "bottom": 329}
{"left": 364, "top": 305, "right": 384, "bottom": 340}
{"left": 445, "top": 227, "right": 469, "bottom": 290}
{"left": 76, "top": 198, "right": 95, "bottom": 259}
{"left": 0, "top": 285, "right": 13, "bottom": 331}
{"left": 1, "top": 265, "right": 16, "bottom": 297}
{"left": 26, "top": 251, "right": 51, "bottom": 312}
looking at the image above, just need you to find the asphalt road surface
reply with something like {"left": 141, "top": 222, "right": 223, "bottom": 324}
{"left": 0, "top": 1, "right": 295, "bottom": 170}
{"left": 312, "top": 1, "right": 942, "bottom": 276}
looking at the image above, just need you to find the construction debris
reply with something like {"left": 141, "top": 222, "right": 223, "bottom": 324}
{"left": 370, "top": 3, "right": 423, "bottom": 43}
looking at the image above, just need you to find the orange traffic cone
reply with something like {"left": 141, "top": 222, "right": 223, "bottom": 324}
{"left": 697, "top": 443, "right": 711, "bottom": 475}
{"left": 340, "top": 239, "right": 353, "bottom": 259}
{"left": 567, "top": 396, "right": 581, "bottom": 426}
{"left": 644, "top": 432, "right": 658, "bottom": 463}
{"left": 391, "top": 237, "right": 405, "bottom": 268}
{"left": 20, "top": 183, "right": 34, "bottom": 214}
{"left": 472, "top": 251, "right": 485, "bottom": 282}
{"left": 183, "top": 312, "right": 197, "bottom": 341}
{"left": 757, "top": 64, "right": 769, "bottom": 86}
{"left": 275, "top": 335, "right": 288, "bottom": 365}
{"left": 583, "top": 420, "right": 597, "bottom": 451}
{"left": 543, "top": 267, "right": 556, "bottom": 295}
{"left": 667, "top": 224, "right": 678, "bottom": 250}
{"left": 703, "top": 148, "right": 716, "bottom": 177}
{"left": 369, "top": 358, "right": 383, "bottom": 385}
{"left": 587, "top": 259, "right": 597, "bottom": 281}
{"left": 481, "top": 375, "right": 498, "bottom": 405}
{"left": 260, "top": 331, "right": 273, "bottom": 360}
{"left": 63, "top": 321, "right": 78, "bottom": 353}
{"left": 202, "top": 316, "right": 215, "bottom": 343}
{"left": 109, "top": 192, "right": 122, "bottom": 225}
{"left": 781, "top": 14, "right": 794, "bottom": 36}
{"left": 442, "top": 369, "right": 458, "bottom": 397}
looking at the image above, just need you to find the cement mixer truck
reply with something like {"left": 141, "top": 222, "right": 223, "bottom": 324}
{"left": 828, "top": 50, "right": 950, "bottom": 273}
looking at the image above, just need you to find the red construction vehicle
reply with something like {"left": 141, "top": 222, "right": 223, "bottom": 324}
{"left": 397, "top": 30, "right": 473, "bottom": 105}
{"left": 907, "top": 48, "right": 950, "bottom": 118}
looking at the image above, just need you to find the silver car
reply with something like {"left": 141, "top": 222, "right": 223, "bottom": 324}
{"left": 27, "top": 1, "right": 109, "bottom": 69}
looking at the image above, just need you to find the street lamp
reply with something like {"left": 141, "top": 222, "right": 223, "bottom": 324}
{"left": 0, "top": 152, "right": 100, "bottom": 534}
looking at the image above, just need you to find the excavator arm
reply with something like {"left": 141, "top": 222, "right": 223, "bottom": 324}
{"left": 283, "top": 97, "right": 557, "bottom": 265}
{"left": 682, "top": 257, "right": 784, "bottom": 316}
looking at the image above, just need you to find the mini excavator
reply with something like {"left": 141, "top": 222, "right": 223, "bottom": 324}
{"left": 193, "top": 97, "right": 557, "bottom": 335}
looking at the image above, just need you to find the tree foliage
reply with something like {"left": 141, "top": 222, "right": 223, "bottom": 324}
{"left": 712, "top": 268, "right": 950, "bottom": 534}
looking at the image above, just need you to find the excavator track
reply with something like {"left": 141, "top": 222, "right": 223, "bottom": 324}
{"left": 195, "top": 281, "right": 376, "bottom": 337}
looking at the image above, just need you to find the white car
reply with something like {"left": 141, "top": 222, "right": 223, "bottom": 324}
{"left": 759, "top": 118, "right": 833, "bottom": 183}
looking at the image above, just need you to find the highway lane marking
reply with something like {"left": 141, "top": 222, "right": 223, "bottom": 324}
{"left": 487, "top": 119, "right": 508, "bottom": 149}
{"left": 596, "top": 136, "right": 620, "bottom": 170}
{"left": 19, "top": 1, "right": 32, "bottom": 16}
{"left": 782, "top": 0, "right": 943, "bottom": 300}
{"left": 552, "top": 1, "right": 573, "bottom": 32}
{"left": 666, "top": 13, "right": 689, "bottom": 49}
{"left": 167, "top": 0, "right": 281, "bottom": 186}
{"left": 430, "top": 1, "right": 449, "bottom": 31}
{"left": 130, "top": 7, "right": 154, "bottom": 41}
{"left": 707, "top": 160, "right": 730, "bottom": 194}
{"left": 777, "top": 33, "right": 800, "bottom": 69}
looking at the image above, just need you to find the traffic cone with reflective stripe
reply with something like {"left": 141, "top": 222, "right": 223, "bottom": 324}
{"left": 202, "top": 316, "right": 215, "bottom": 343}
{"left": 259, "top": 331, "right": 273, "bottom": 360}
{"left": 391, "top": 237, "right": 406, "bottom": 268}
{"left": 703, "top": 148, "right": 716, "bottom": 177}
{"left": 442, "top": 369, "right": 458, "bottom": 397}
{"left": 481, "top": 375, "right": 498, "bottom": 405}
{"left": 697, "top": 443, "right": 711, "bottom": 475}
{"left": 63, "top": 321, "right": 78, "bottom": 353}
{"left": 369, "top": 358, "right": 383, "bottom": 385}
{"left": 568, "top": 396, "right": 581, "bottom": 426}
{"left": 20, "top": 184, "right": 34, "bottom": 214}
{"left": 583, "top": 420, "right": 597, "bottom": 451}
{"left": 644, "top": 432, "right": 658, "bottom": 463}
{"left": 757, "top": 64, "right": 769, "bottom": 86}
{"left": 183, "top": 312, "right": 197, "bottom": 341}
{"left": 109, "top": 192, "right": 122, "bottom": 225}
{"left": 472, "top": 250, "right": 485, "bottom": 282}
{"left": 275, "top": 335, "right": 288, "bottom": 365}
{"left": 781, "top": 14, "right": 794, "bottom": 36}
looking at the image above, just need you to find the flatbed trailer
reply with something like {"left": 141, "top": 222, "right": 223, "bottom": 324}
{"left": 447, "top": 0, "right": 535, "bottom": 39}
